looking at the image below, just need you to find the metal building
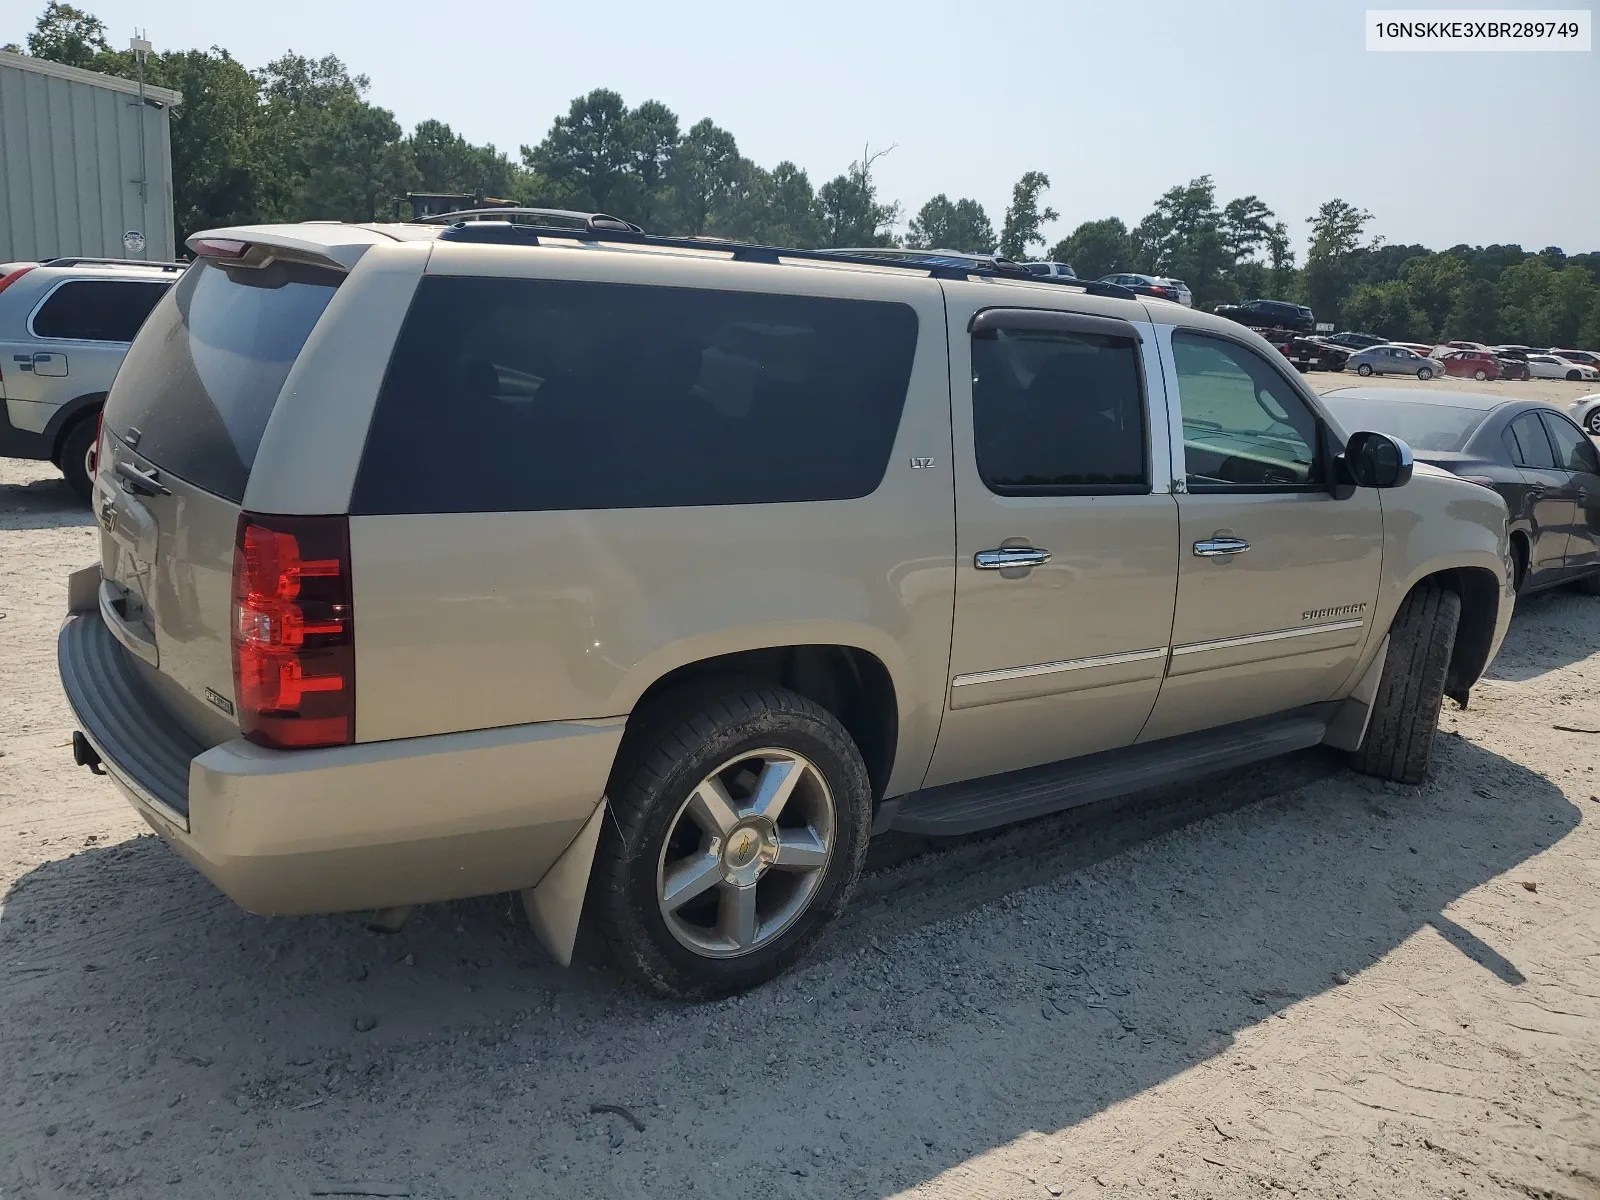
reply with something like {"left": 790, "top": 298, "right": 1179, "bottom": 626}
{"left": 0, "top": 50, "right": 182, "bottom": 262}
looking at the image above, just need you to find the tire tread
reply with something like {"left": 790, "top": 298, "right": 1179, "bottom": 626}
{"left": 1351, "top": 584, "right": 1460, "bottom": 784}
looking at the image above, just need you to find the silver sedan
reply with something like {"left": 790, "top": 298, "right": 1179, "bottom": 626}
{"left": 1347, "top": 344, "right": 1447, "bottom": 380}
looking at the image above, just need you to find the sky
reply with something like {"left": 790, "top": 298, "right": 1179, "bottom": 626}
{"left": 14, "top": 0, "right": 1599, "bottom": 253}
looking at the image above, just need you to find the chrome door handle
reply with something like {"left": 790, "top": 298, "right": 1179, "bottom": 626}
{"left": 975, "top": 547, "right": 1052, "bottom": 570}
{"left": 1193, "top": 537, "right": 1250, "bottom": 557}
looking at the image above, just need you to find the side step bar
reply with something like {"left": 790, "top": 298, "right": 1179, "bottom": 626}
{"left": 890, "top": 709, "right": 1332, "bottom": 836}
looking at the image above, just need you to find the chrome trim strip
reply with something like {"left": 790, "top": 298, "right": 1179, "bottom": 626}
{"left": 1171, "top": 618, "right": 1365, "bottom": 657}
{"left": 952, "top": 646, "right": 1169, "bottom": 689}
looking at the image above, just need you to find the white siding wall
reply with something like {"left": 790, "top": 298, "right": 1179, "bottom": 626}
{"left": 0, "top": 54, "right": 178, "bottom": 262}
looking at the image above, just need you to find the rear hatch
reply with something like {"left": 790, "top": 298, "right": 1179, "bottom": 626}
{"left": 94, "top": 254, "right": 344, "bottom": 747}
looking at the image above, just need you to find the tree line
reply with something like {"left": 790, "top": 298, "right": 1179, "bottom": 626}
{"left": 11, "top": 2, "right": 1600, "bottom": 348}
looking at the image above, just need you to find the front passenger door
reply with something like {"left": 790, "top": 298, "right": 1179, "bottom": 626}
{"left": 1140, "top": 329, "right": 1383, "bottom": 742}
{"left": 1505, "top": 411, "right": 1576, "bottom": 578}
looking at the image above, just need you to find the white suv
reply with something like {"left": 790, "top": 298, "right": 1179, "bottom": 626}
{"left": 0, "top": 257, "right": 180, "bottom": 500}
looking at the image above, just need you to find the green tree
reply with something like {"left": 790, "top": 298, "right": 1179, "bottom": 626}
{"left": 1341, "top": 281, "right": 1432, "bottom": 342}
{"left": 905, "top": 195, "right": 995, "bottom": 253}
{"left": 406, "top": 119, "right": 519, "bottom": 199}
{"left": 1132, "top": 176, "right": 1229, "bottom": 307}
{"left": 667, "top": 118, "right": 742, "bottom": 236}
{"left": 1398, "top": 253, "right": 1467, "bottom": 335}
{"left": 1046, "top": 217, "right": 1130, "bottom": 279}
{"left": 1221, "top": 195, "right": 1275, "bottom": 263}
{"left": 744, "top": 161, "right": 825, "bottom": 248}
{"left": 1546, "top": 266, "right": 1598, "bottom": 347}
{"left": 998, "top": 171, "right": 1056, "bottom": 260}
{"left": 818, "top": 149, "right": 899, "bottom": 248}
{"left": 1447, "top": 278, "right": 1501, "bottom": 343}
{"left": 1303, "top": 198, "right": 1373, "bottom": 326}
{"left": 1497, "top": 258, "right": 1556, "bottom": 345}
{"left": 1578, "top": 295, "right": 1600, "bottom": 350}
{"left": 25, "top": 1, "right": 107, "bottom": 67}
{"left": 522, "top": 88, "right": 642, "bottom": 216}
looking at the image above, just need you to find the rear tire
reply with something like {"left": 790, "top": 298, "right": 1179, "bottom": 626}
{"left": 1350, "top": 584, "right": 1461, "bottom": 785}
{"left": 591, "top": 686, "right": 872, "bottom": 999}
{"left": 59, "top": 415, "right": 99, "bottom": 505}
{"left": 1586, "top": 410, "right": 1600, "bottom": 435}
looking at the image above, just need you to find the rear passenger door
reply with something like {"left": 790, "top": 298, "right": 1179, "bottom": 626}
{"left": 926, "top": 298, "right": 1179, "bottom": 787}
{"left": 1505, "top": 411, "right": 1576, "bottom": 577}
{"left": 1140, "top": 327, "right": 1383, "bottom": 742}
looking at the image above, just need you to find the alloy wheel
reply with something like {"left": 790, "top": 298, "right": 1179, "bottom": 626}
{"left": 655, "top": 748, "right": 835, "bottom": 959}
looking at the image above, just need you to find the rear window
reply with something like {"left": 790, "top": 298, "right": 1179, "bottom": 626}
{"left": 1322, "top": 397, "right": 1488, "bottom": 453}
{"left": 350, "top": 276, "right": 919, "bottom": 514}
{"left": 32, "top": 278, "right": 172, "bottom": 342}
{"left": 103, "top": 259, "right": 341, "bottom": 501}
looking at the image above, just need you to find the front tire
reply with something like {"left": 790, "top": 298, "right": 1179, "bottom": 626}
{"left": 1418, "top": 367, "right": 1433, "bottom": 380}
{"left": 1350, "top": 584, "right": 1461, "bottom": 785}
{"left": 1473, "top": 369, "right": 1488, "bottom": 381}
{"left": 1357, "top": 363, "right": 1374, "bottom": 377}
{"left": 58, "top": 415, "right": 99, "bottom": 504}
{"left": 592, "top": 687, "right": 872, "bottom": 999}
{"left": 1567, "top": 370, "right": 1582, "bottom": 382}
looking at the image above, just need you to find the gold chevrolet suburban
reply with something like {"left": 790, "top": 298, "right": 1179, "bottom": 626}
{"left": 58, "top": 213, "right": 1514, "bottom": 998}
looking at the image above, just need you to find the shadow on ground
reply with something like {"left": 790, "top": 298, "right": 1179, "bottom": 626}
{"left": 1483, "top": 586, "right": 1598, "bottom": 682}
{"left": 0, "top": 467, "right": 92, "bottom": 532}
{"left": 0, "top": 727, "right": 1575, "bottom": 1198}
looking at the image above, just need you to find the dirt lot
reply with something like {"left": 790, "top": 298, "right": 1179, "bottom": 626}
{"left": 2, "top": 436, "right": 1598, "bottom": 1199}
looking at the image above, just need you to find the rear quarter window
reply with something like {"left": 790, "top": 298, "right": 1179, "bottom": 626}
{"left": 350, "top": 276, "right": 920, "bottom": 514}
{"left": 32, "top": 279, "right": 172, "bottom": 342}
{"left": 102, "top": 259, "right": 341, "bottom": 501}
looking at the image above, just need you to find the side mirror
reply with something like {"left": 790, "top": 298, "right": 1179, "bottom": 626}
{"left": 1343, "top": 430, "right": 1414, "bottom": 489}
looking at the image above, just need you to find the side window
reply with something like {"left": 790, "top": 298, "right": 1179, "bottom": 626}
{"left": 1507, "top": 413, "right": 1557, "bottom": 469}
{"left": 1542, "top": 413, "right": 1600, "bottom": 474}
{"left": 351, "top": 277, "right": 919, "bottom": 514}
{"left": 32, "top": 280, "right": 172, "bottom": 341}
{"left": 970, "top": 322, "right": 1147, "bottom": 493}
{"left": 1170, "top": 331, "right": 1322, "bottom": 490}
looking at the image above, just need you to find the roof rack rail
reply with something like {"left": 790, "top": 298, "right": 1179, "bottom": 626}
{"left": 42, "top": 256, "right": 185, "bottom": 271}
{"left": 412, "top": 207, "right": 644, "bottom": 233}
{"left": 429, "top": 217, "right": 1137, "bottom": 297}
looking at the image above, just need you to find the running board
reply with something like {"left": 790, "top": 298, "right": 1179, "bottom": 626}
{"left": 890, "top": 710, "right": 1332, "bottom": 836}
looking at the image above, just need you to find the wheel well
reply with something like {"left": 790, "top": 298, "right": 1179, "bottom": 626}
{"left": 1421, "top": 567, "right": 1500, "bottom": 703}
{"left": 1508, "top": 530, "right": 1529, "bottom": 588}
{"left": 49, "top": 400, "right": 103, "bottom": 465}
{"left": 621, "top": 646, "right": 899, "bottom": 801}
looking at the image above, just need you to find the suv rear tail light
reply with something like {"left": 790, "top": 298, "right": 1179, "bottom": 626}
{"left": 231, "top": 513, "right": 354, "bottom": 749}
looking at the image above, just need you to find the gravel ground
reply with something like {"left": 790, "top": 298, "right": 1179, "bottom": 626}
{"left": 2, "top": 449, "right": 1598, "bottom": 1200}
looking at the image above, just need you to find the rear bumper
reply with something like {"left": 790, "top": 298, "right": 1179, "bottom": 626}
{"left": 59, "top": 611, "right": 624, "bottom": 914}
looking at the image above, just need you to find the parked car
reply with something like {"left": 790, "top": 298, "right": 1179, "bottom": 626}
{"left": 1023, "top": 261, "right": 1079, "bottom": 280}
{"left": 1434, "top": 340, "right": 1488, "bottom": 354}
{"left": 1326, "top": 331, "right": 1387, "bottom": 350}
{"left": 59, "top": 214, "right": 1513, "bottom": 998}
{"left": 1569, "top": 393, "right": 1600, "bottom": 435}
{"left": 1347, "top": 344, "right": 1447, "bottom": 379}
{"left": 1551, "top": 349, "right": 1600, "bottom": 370}
{"left": 0, "top": 257, "right": 180, "bottom": 499}
{"left": 1527, "top": 353, "right": 1600, "bottom": 382}
{"left": 1213, "top": 299, "right": 1316, "bottom": 334}
{"left": 1322, "top": 387, "right": 1600, "bottom": 595}
{"left": 1490, "top": 348, "right": 1532, "bottom": 381}
{"left": 1094, "top": 272, "right": 1187, "bottom": 302}
{"left": 1439, "top": 350, "right": 1502, "bottom": 381}
{"left": 1155, "top": 277, "right": 1193, "bottom": 307}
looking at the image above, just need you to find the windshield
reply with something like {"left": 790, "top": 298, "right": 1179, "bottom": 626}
{"left": 1321, "top": 397, "right": 1489, "bottom": 453}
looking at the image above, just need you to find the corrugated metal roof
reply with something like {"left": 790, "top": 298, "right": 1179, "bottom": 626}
{"left": 0, "top": 50, "right": 182, "bottom": 107}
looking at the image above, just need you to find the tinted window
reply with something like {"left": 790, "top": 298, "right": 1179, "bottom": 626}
{"left": 1541, "top": 413, "right": 1600, "bottom": 473}
{"left": 1024, "top": 263, "right": 1051, "bottom": 276}
{"left": 103, "top": 260, "right": 341, "bottom": 501}
{"left": 351, "top": 277, "right": 918, "bottom": 514}
{"left": 970, "top": 325, "right": 1146, "bottom": 493}
{"left": 1506, "top": 413, "right": 1557, "bottom": 469}
{"left": 32, "top": 279, "right": 171, "bottom": 342}
{"left": 1171, "top": 332, "right": 1320, "bottom": 489}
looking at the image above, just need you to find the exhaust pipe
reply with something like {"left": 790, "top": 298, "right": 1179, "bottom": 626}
{"left": 72, "top": 731, "right": 106, "bottom": 776}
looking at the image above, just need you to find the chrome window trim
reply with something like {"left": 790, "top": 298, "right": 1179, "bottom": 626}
{"left": 1132, "top": 319, "right": 1174, "bottom": 495}
{"left": 952, "top": 646, "right": 1169, "bottom": 690}
{"left": 1171, "top": 618, "right": 1365, "bottom": 657}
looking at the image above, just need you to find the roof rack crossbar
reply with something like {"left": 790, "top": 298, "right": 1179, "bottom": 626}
{"left": 42, "top": 256, "right": 185, "bottom": 271}
{"left": 431, "top": 218, "right": 1139, "bottom": 298}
